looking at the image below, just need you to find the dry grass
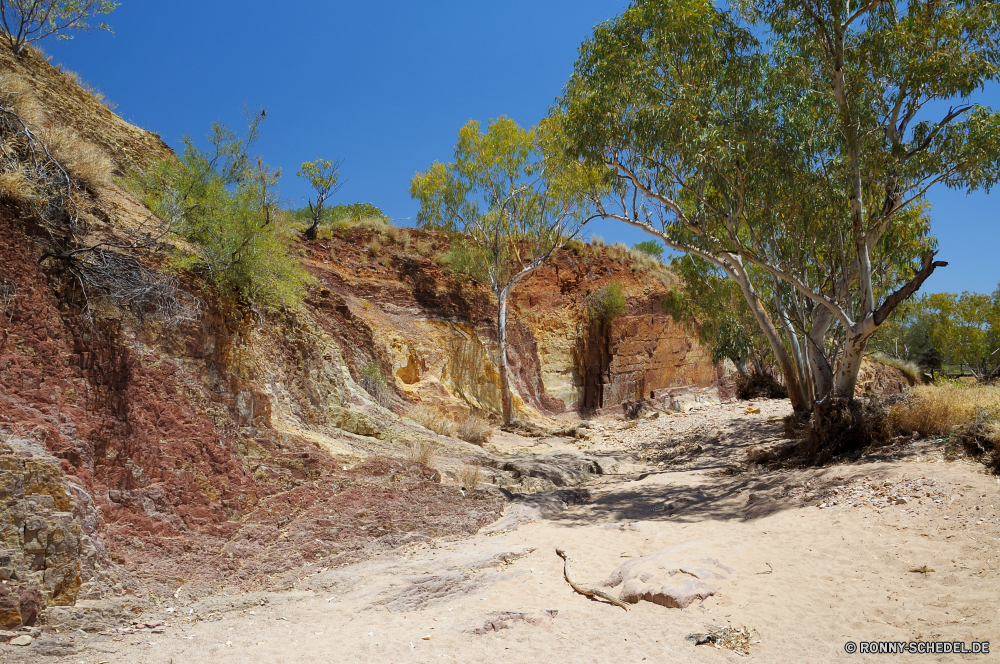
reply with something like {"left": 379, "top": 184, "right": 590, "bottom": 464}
{"left": 590, "top": 235, "right": 605, "bottom": 247}
{"left": 890, "top": 384, "right": 1000, "bottom": 437}
{"left": 412, "top": 237, "right": 433, "bottom": 256}
{"left": 0, "top": 167, "right": 32, "bottom": 203}
{"left": 456, "top": 414, "right": 494, "bottom": 446}
{"left": 41, "top": 125, "right": 113, "bottom": 190}
{"left": 406, "top": 440, "right": 438, "bottom": 466}
{"left": 872, "top": 352, "right": 924, "bottom": 385}
{"left": 385, "top": 225, "right": 411, "bottom": 249}
{"left": 56, "top": 65, "right": 118, "bottom": 111}
{"left": 456, "top": 464, "right": 483, "bottom": 492}
{"left": 408, "top": 404, "right": 457, "bottom": 438}
{"left": 365, "top": 236, "right": 383, "bottom": 255}
{"left": 333, "top": 215, "right": 390, "bottom": 234}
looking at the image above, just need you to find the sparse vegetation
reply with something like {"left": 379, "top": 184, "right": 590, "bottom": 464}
{"left": 41, "top": 125, "right": 112, "bottom": 189}
{"left": 134, "top": 110, "right": 312, "bottom": 311}
{"left": 406, "top": 439, "right": 438, "bottom": 467}
{"left": 0, "top": 0, "right": 117, "bottom": 55}
{"left": 456, "top": 413, "right": 493, "bottom": 446}
{"left": 358, "top": 361, "right": 391, "bottom": 409}
{"left": 408, "top": 404, "right": 456, "bottom": 438}
{"left": 457, "top": 463, "right": 483, "bottom": 491}
{"left": 589, "top": 280, "right": 626, "bottom": 327}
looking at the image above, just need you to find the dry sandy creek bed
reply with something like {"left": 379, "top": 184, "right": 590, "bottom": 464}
{"left": 7, "top": 400, "right": 1000, "bottom": 663}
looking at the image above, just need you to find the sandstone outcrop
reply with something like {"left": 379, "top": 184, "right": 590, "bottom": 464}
{"left": 0, "top": 48, "right": 729, "bottom": 633}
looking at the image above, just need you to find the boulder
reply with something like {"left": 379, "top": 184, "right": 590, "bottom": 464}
{"left": 602, "top": 549, "right": 734, "bottom": 609}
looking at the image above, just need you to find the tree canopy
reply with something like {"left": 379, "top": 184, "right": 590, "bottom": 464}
{"left": 411, "top": 115, "right": 599, "bottom": 423}
{"left": 0, "top": 0, "right": 117, "bottom": 54}
{"left": 561, "top": 0, "right": 1000, "bottom": 413}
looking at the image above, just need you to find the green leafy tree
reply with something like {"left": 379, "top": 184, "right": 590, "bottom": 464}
{"left": 297, "top": 158, "right": 343, "bottom": 240}
{"left": 561, "top": 0, "right": 1000, "bottom": 410}
{"left": 135, "top": 110, "right": 311, "bottom": 311}
{"left": 633, "top": 240, "right": 663, "bottom": 259}
{"left": 0, "top": 0, "right": 117, "bottom": 55}
{"left": 411, "top": 116, "right": 598, "bottom": 424}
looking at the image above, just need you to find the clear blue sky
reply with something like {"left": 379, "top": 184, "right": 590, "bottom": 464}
{"left": 40, "top": 0, "right": 998, "bottom": 295}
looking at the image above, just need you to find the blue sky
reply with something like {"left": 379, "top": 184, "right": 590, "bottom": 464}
{"left": 40, "top": 0, "right": 998, "bottom": 295}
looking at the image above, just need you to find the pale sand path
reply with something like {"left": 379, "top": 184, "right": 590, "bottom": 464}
{"left": 21, "top": 402, "right": 1000, "bottom": 663}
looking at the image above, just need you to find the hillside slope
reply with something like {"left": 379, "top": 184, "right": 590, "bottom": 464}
{"left": 0, "top": 47, "right": 722, "bottom": 632}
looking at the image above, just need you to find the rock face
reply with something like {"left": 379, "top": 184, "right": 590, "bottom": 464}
{"left": 602, "top": 549, "right": 734, "bottom": 608}
{"left": 0, "top": 431, "right": 94, "bottom": 619}
{"left": 0, "top": 47, "right": 727, "bottom": 632}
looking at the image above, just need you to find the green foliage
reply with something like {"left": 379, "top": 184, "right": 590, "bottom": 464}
{"left": 133, "top": 111, "right": 311, "bottom": 311}
{"left": 661, "top": 255, "right": 771, "bottom": 373}
{"left": 589, "top": 281, "right": 627, "bottom": 327}
{"left": 1, "top": 0, "right": 118, "bottom": 54}
{"left": 633, "top": 241, "right": 663, "bottom": 259}
{"left": 297, "top": 158, "right": 342, "bottom": 240}
{"left": 411, "top": 115, "right": 599, "bottom": 294}
{"left": 289, "top": 201, "right": 387, "bottom": 231}
{"left": 561, "top": 0, "right": 1000, "bottom": 403}
{"left": 873, "top": 287, "right": 1000, "bottom": 380}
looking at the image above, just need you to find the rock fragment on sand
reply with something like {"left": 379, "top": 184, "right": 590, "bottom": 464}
{"left": 602, "top": 549, "right": 732, "bottom": 608}
{"left": 9, "top": 634, "right": 31, "bottom": 646}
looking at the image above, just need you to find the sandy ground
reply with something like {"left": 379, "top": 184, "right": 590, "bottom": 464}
{"left": 8, "top": 400, "right": 1000, "bottom": 663}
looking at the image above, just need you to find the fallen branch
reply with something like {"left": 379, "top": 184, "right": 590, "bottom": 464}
{"left": 555, "top": 547, "right": 629, "bottom": 611}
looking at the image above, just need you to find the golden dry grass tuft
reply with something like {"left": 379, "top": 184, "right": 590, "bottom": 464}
{"left": 365, "top": 236, "right": 383, "bottom": 255}
{"left": 871, "top": 353, "right": 924, "bottom": 385}
{"left": 456, "top": 464, "right": 483, "bottom": 492}
{"left": 456, "top": 413, "right": 494, "bottom": 446}
{"left": 412, "top": 237, "right": 433, "bottom": 256}
{"left": 41, "top": 125, "right": 113, "bottom": 190}
{"left": 0, "top": 167, "right": 33, "bottom": 203}
{"left": 406, "top": 440, "right": 438, "bottom": 466}
{"left": 408, "top": 404, "right": 457, "bottom": 438}
{"left": 890, "top": 384, "right": 1000, "bottom": 437}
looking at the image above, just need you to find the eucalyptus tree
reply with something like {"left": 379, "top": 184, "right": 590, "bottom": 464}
{"left": 0, "top": 0, "right": 117, "bottom": 54}
{"left": 560, "top": 0, "right": 1000, "bottom": 410}
{"left": 411, "top": 116, "right": 598, "bottom": 425}
{"left": 297, "top": 158, "right": 343, "bottom": 240}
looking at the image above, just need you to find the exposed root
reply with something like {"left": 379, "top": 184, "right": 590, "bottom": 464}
{"left": 555, "top": 547, "right": 629, "bottom": 611}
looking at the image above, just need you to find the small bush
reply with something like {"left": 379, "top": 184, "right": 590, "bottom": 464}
{"left": 406, "top": 440, "right": 438, "bottom": 466}
{"left": 408, "top": 405, "right": 456, "bottom": 438}
{"left": 563, "top": 238, "right": 586, "bottom": 256}
{"left": 456, "top": 414, "right": 493, "bottom": 446}
{"left": 412, "top": 237, "right": 433, "bottom": 255}
{"left": 589, "top": 281, "right": 627, "bottom": 326}
{"left": 366, "top": 237, "right": 383, "bottom": 255}
{"left": 633, "top": 240, "right": 664, "bottom": 259}
{"left": 590, "top": 235, "right": 605, "bottom": 247}
{"left": 457, "top": 464, "right": 483, "bottom": 491}
{"left": 358, "top": 362, "right": 391, "bottom": 408}
{"left": 735, "top": 371, "right": 788, "bottom": 400}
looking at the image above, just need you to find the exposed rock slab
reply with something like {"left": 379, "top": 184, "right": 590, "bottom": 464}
{"left": 602, "top": 548, "right": 734, "bottom": 608}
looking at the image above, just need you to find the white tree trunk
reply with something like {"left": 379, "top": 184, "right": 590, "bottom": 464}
{"left": 497, "top": 286, "right": 514, "bottom": 425}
